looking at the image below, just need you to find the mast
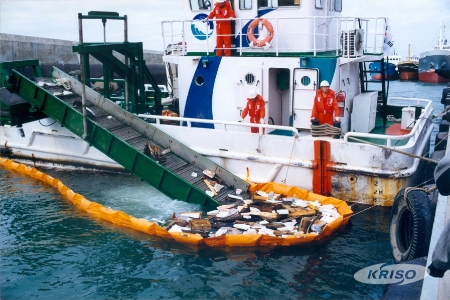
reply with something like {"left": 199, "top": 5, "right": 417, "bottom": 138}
{"left": 408, "top": 44, "right": 410, "bottom": 61}
{"left": 439, "top": 17, "right": 443, "bottom": 50}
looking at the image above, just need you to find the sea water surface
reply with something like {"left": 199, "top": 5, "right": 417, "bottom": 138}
{"left": 1, "top": 81, "right": 446, "bottom": 299}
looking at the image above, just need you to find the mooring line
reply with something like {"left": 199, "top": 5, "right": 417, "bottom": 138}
{"left": 347, "top": 135, "right": 440, "bottom": 164}
{"left": 344, "top": 204, "right": 377, "bottom": 220}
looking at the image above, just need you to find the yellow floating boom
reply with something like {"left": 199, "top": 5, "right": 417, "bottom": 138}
{"left": 0, "top": 157, "right": 353, "bottom": 248}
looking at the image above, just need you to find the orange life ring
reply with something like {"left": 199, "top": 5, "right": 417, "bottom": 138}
{"left": 247, "top": 18, "right": 274, "bottom": 48}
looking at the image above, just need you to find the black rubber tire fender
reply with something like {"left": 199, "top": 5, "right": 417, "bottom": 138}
{"left": 389, "top": 188, "right": 432, "bottom": 264}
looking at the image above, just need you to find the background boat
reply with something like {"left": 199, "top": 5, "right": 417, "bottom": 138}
{"left": 369, "top": 54, "right": 401, "bottom": 80}
{"left": 398, "top": 44, "right": 419, "bottom": 81}
{"left": 419, "top": 19, "right": 450, "bottom": 83}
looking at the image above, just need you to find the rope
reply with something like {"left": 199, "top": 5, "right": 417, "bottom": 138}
{"left": 310, "top": 123, "right": 342, "bottom": 137}
{"left": 415, "top": 176, "right": 436, "bottom": 188}
{"left": 343, "top": 184, "right": 437, "bottom": 221}
{"left": 434, "top": 106, "right": 450, "bottom": 118}
{"left": 343, "top": 204, "right": 377, "bottom": 221}
{"left": 282, "top": 136, "right": 298, "bottom": 183}
{"left": 256, "top": 132, "right": 263, "bottom": 153}
{"left": 387, "top": 115, "right": 401, "bottom": 122}
{"left": 431, "top": 132, "right": 450, "bottom": 148}
{"left": 347, "top": 135, "right": 439, "bottom": 164}
{"left": 404, "top": 185, "right": 438, "bottom": 210}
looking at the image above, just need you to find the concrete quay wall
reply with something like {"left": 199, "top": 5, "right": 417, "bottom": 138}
{"left": 0, "top": 33, "right": 166, "bottom": 83}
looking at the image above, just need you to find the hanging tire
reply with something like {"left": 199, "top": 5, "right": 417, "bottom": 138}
{"left": 389, "top": 188, "right": 432, "bottom": 263}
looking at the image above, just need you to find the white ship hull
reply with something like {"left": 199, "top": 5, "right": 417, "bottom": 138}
{"left": 1, "top": 99, "right": 433, "bottom": 206}
{"left": 1, "top": 118, "right": 122, "bottom": 171}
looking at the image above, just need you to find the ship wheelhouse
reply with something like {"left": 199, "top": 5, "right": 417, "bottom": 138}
{"left": 162, "top": 0, "right": 391, "bottom": 133}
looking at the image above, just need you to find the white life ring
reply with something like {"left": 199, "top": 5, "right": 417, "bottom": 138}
{"left": 247, "top": 18, "right": 274, "bottom": 50}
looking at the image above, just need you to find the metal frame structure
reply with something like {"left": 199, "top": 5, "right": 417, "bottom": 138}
{"left": 4, "top": 64, "right": 249, "bottom": 207}
{"left": 75, "top": 12, "right": 162, "bottom": 119}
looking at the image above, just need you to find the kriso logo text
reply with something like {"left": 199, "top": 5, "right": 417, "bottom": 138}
{"left": 354, "top": 263, "right": 428, "bottom": 285}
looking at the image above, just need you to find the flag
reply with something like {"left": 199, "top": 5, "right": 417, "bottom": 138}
{"left": 383, "top": 18, "right": 395, "bottom": 55}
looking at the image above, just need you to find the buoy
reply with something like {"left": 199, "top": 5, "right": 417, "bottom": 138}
{"left": 247, "top": 18, "right": 274, "bottom": 50}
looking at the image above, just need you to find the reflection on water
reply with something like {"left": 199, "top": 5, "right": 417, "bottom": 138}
{"left": 1, "top": 81, "right": 445, "bottom": 299}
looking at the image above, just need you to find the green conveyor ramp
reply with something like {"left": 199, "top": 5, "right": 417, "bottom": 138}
{"left": 5, "top": 67, "right": 249, "bottom": 208}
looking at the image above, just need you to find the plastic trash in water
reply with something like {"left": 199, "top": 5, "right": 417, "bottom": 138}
{"left": 151, "top": 218, "right": 166, "bottom": 225}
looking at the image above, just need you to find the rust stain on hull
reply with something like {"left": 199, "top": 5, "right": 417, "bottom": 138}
{"left": 332, "top": 172, "right": 409, "bottom": 206}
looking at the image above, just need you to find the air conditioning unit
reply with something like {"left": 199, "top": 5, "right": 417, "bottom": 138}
{"left": 341, "top": 29, "right": 364, "bottom": 57}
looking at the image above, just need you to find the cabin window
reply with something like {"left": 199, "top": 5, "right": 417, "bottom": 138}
{"left": 190, "top": 0, "right": 212, "bottom": 11}
{"left": 258, "top": 0, "right": 269, "bottom": 7}
{"left": 315, "top": 0, "right": 323, "bottom": 9}
{"left": 245, "top": 73, "right": 256, "bottom": 84}
{"left": 300, "top": 76, "right": 311, "bottom": 86}
{"left": 195, "top": 75, "right": 205, "bottom": 86}
{"left": 258, "top": 0, "right": 300, "bottom": 8}
{"left": 276, "top": 0, "right": 300, "bottom": 7}
{"left": 239, "top": 0, "right": 252, "bottom": 9}
{"left": 334, "top": 0, "right": 342, "bottom": 11}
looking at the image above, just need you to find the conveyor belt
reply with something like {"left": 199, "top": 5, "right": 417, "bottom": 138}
{"left": 5, "top": 68, "right": 249, "bottom": 207}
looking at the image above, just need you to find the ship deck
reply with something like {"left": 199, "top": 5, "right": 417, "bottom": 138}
{"left": 268, "top": 118, "right": 412, "bottom": 146}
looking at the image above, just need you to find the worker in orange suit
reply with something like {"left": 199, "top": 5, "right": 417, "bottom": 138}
{"left": 207, "top": 0, "right": 235, "bottom": 56}
{"left": 310, "top": 80, "right": 340, "bottom": 125}
{"left": 239, "top": 90, "right": 266, "bottom": 133}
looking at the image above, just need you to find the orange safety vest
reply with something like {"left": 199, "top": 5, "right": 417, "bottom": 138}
{"left": 311, "top": 89, "right": 340, "bottom": 125}
{"left": 208, "top": 2, "right": 236, "bottom": 30}
{"left": 208, "top": 2, "right": 236, "bottom": 56}
{"left": 242, "top": 94, "right": 265, "bottom": 133}
{"left": 242, "top": 94, "right": 265, "bottom": 120}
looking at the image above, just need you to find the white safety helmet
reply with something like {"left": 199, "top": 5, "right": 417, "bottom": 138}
{"left": 248, "top": 90, "right": 257, "bottom": 99}
{"left": 320, "top": 80, "right": 330, "bottom": 87}
{"left": 217, "top": 0, "right": 225, "bottom": 3}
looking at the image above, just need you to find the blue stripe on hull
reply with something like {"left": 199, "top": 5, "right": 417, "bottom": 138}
{"left": 183, "top": 56, "right": 222, "bottom": 128}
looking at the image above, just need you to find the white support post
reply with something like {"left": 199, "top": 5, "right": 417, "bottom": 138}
{"left": 373, "top": 18, "right": 378, "bottom": 53}
{"left": 313, "top": 17, "right": 316, "bottom": 56}
{"left": 275, "top": 18, "right": 279, "bottom": 57}
{"left": 239, "top": 18, "right": 242, "bottom": 56}
{"left": 182, "top": 21, "right": 186, "bottom": 56}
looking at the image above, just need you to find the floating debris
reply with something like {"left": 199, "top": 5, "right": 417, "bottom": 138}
{"left": 0, "top": 158, "right": 353, "bottom": 248}
{"left": 166, "top": 189, "right": 346, "bottom": 238}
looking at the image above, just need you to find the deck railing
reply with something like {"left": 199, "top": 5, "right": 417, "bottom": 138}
{"left": 137, "top": 97, "right": 432, "bottom": 147}
{"left": 162, "top": 16, "right": 388, "bottom": 57}
{"left": 344, "top": 98, "right": 433, "bottom": 147}
{"left": 136, "top": 114, "right": 299, "bottom": 137}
